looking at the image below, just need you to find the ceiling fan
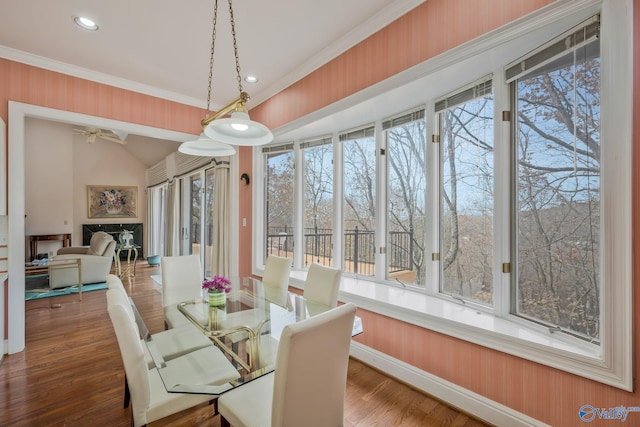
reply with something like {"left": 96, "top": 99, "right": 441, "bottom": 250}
{"left": 73, "top": 127, "right": 128, "bottom": 145}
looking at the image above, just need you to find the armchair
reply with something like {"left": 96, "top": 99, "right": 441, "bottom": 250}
{"left": 49, "top": 231, "right": 115, "bottom": 289}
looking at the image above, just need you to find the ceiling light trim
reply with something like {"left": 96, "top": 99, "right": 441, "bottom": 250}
{"left": 73, "top": 16, "right": 99, "bottom": 31}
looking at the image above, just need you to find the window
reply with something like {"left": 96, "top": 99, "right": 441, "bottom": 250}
{"left": 148, "top": 184, "right": 166, "bottom": 258}
{"left": 384, "top": 109, "right": 427, "bottom": 287}
{"left": 189, "top": 175, "right": 202, "bottom": 255}
{"left": 203, "top": 168, "right": 216, "bottom": 277}
{"left": 436, "top": 79, "right": 494, "bottom": 305}
{"left": 302, "top": 137, "right": 334, "bottom": 267}
{"left": 254, "top": 5, "right": 631, "bottom": 389}
{"left": 341, "top": 127, "right": 376, "bottom": 277}
{"left": 509, "top": 18, "right": 601, "bottom": 341}
{"left": 264, "top": 145, "right": 295, "bottom": 262}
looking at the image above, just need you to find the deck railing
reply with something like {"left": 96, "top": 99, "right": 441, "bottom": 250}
{"left": 266, "top": 226, "right": 413, "bottom": 276}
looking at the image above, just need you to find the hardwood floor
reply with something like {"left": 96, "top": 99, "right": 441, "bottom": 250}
{"left": 0, "top": 262, "right": 492, "bottom": 426}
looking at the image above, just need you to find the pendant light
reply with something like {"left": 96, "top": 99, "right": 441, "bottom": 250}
{"left": 178, "top": 132, "right": 236, "bottom": 156}
{"left": 179, "top": 0, "right": 237, "bottom": 156}
{"left": 201, "top": 0, "right": 273, "bottom": 146}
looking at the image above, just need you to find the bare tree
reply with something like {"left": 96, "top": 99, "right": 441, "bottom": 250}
{"left": 516, "top": 51, "right": 601, "bottom": 340}
{"left": 303, "top": 145, "right": 334, "bottom": 265}
{"left": 343, "top": 138, "right": 376, "bottom": 231}
{"left": 387, "top": 121, "right": 427, "bottom": 285}
{"left": 304, "top": 144, "right": 334, "bottom": 231}
{"left": 266, "top": 152, "right": 295, "bottom": 256}
{"left": 440, "top": 97, "right": 494, "bottom": 304}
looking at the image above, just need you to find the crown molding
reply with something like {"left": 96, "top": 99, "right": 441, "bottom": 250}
{"left": 230, "top": 0, "right": 428, "bottom": 107}
{"left": 0, "top": 0, "right": 426, "bottom": 112}
{"left": 0, "top": 45, "right": 209, "bottom": 109}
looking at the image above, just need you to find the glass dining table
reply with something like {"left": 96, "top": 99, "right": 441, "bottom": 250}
{"left": 131, "top": 276, "right": 363, "bottom": 395}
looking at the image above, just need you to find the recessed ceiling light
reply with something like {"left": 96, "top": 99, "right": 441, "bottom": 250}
{"left": 73, "top": 16, "right": 98, "bottom": 31}
{"left": 244, "top": 75, "right": 258, "bottom": 83}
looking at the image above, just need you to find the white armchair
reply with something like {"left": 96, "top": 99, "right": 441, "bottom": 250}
{"left": 49, "top": 231, "right": 115, "bottom": 289}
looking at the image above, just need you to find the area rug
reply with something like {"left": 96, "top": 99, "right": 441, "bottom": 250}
{"left": 25, "top": 281, "right": 108, "bottom": 300}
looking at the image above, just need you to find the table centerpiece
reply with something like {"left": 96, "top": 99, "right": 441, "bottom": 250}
{"left": 202, "top": 275, "right": 231, "bottom": 307}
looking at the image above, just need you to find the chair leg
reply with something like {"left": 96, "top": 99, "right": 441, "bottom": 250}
{"left": 220, "top": 415, "right": 231, "bottom": 427}
{"left": 124, "top": 375, "right": 131, "bottom": 408}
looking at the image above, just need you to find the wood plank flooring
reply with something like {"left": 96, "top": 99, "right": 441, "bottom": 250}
{"left": 0, "top": 262, "right": 492, "bottom": 426}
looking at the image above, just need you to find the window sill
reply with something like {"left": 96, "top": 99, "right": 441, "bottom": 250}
{"left": 285, "top": 270, "right": 621, "bottom": 387}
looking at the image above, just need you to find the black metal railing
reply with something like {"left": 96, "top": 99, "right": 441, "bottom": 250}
{"left": 266, "top": 226, "right": 293, "bottom": 257}
{"left": 304, "top": 227, "right": 333, "bottom": 266}
{"left": 266, "top": 226, "right": 413, "bottom": 276}
{"left": 343, "top": 226, "right": 375, "bottom": 275}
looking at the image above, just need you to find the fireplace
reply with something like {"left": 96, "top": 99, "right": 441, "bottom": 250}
{"left": 82, "top": 223, "right": 143, "bottom": 259}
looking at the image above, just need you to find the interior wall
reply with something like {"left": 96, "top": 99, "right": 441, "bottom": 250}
{"left": 71, "top": 131, "right": 147, "bottom": 247}
{"left": 24, "top": 118, "right": 147, "bottom": 255}
{"left": 24, "top": 118, "right": 73, "bottom": 257}
{"left": 0, "top": 0, "right": 636, "bottom": 425}
{"left": 250, "top": 0, "right": 556, "bottom": 129}
{"left": 0, "top": 60, "right": 205, "bottom": 354}
{"left": 247, "top": 1, "right": 638, "bottom": 426}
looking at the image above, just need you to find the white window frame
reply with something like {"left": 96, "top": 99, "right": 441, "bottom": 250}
{"left": 434, "top": 77, "right": 495, "bottom": 308}
{"left": 252, "top": 0, "right": 632, "bottom": 390}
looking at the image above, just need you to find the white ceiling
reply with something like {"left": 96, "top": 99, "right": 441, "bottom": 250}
{"left": 0, "top": 0, "right": 424, "bottom": 165}
{"left": 1, "top": 1, "right": 594, "bottom": 167}
{"left": 0, "top": 0, "right": 423, "bottom": 110}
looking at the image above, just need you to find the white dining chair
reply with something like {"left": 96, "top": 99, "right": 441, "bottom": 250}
{"left": 106, "top": 289, "right": 239, "bottom": 427}
{"left": 223, "top": 255, "right": 291, "bottom": 355}
{"left": 161, "top": 254, "right": 204, "bottom": 329}
{"left": 262, "top": 255, "right": 292, "bottom": 290}
{"left": 303, "top": 263, "right": 342, "bottom": 307}
{"left": 107, "top": 273, "right": 126, "bottom": 292}
{"left": 218, "top": 302, "right": 357, "bottom": 427}
{"left": 106, "top": 289, "right": 213, "bottom": 426}
{"left": 106, "top": 275, "right": 213, "bottom": 365}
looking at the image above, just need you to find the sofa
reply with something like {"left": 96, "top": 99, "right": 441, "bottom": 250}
{"left": 49, "top": 231, "right": 116, "bottom": 289}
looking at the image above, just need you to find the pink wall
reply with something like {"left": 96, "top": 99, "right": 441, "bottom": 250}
{"left": 249, "top": 1, "right": 639, "bottom": 425}
{"left": 0, "top": 59, "right": 204, "bottom": 134}
{"left": 250, "top": 0, "right": 555, "bottom": 128}
{"left": 1, "top": 0, "right": 637, "bottom": 425}
{"left": 237, "top": 146, "right": 253, "bottom": 276}
{"left": 0, "top": 59, "right": 207, "bottom": 351}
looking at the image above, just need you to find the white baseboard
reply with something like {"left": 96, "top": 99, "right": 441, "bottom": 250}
{"left": 349, "top": 341, "right": 549, "bottom": 427}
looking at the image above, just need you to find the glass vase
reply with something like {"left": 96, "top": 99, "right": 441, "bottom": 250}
{"left": 208, "top": 290, "right": 226, "bottom": 307}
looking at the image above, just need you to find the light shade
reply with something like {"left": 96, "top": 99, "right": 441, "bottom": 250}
{"left": 178, "top": 133, "right": 236, "bottom": 157}
{"left": 204, "top": 111, "right": 273, "bottom": 146}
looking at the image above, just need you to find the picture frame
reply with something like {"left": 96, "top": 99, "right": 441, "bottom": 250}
{"left": 87, "top": 185, "right": 138, "bottom": 218}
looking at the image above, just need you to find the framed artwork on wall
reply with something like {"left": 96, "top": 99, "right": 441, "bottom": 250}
{"left": 87, "top": 185, "right": 137, "bottom": 218}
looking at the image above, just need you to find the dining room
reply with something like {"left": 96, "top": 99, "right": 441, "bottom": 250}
{"left": 0, "top": 260, "right": 489, "bottom": 426}
{"left": 1, "top": 0, "right": 638, "bottom": 426}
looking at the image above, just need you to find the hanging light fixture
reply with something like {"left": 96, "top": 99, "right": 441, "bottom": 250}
{"left": 201, "top": 0, "right": 273, "bottom": 146}
{"left": 179, "top": 0, "right": 239, "bottom": 156}
{"left": 178, "top": 132, "right": 236, "bottom": 156}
